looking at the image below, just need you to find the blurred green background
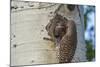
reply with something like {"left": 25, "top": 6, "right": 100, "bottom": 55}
{"left": 84, "top": 6, "right": 95, "bottom": 61}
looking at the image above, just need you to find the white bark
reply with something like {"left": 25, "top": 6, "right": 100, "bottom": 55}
{"left": 11, "top": 1, "right": 87, "bottom": 66}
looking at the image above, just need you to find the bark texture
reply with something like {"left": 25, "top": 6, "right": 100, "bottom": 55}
{"left": 11, "top": 1, "right": 87, "bottom": 66}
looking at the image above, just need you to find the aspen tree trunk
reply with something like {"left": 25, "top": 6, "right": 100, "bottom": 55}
{"left": 11, "top": 1, "right": 87, "bottom": 66}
